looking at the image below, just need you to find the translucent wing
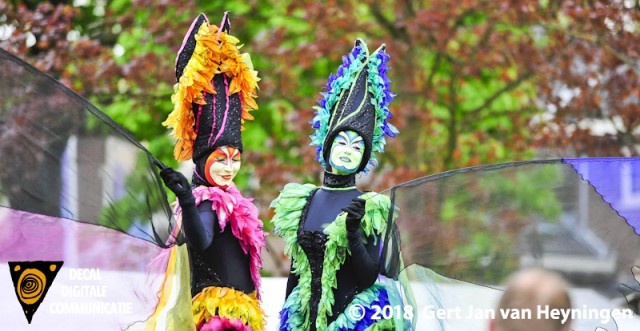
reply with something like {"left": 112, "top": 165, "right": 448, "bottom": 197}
{"left": 0, "top": 48, "right": 180, "bottom": 329}
{"left": 382, "top": 158, "right": 640, "bottom": 331}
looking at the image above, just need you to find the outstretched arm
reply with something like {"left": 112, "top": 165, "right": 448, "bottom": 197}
{"left": 160, "top": 167, "right": 217, "bottom": 251}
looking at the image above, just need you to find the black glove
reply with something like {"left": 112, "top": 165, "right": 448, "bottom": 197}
{"left": 160, "top": 167, "right": 195, "bottom": 206}
{"left": 343, "top": 198, "right": 366, "bottom": 235}
{"left": 344, "top": 197, "right": 380, "bottom": 288}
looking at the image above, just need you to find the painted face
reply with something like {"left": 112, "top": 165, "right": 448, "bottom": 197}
{"left": 329, "top": 130, "right": 365, "bottom": 175}
{"left": 204, "top": 146, "right": 241, "bottom": 188}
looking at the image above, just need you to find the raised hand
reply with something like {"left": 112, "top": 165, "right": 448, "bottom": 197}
{"left": 160, "top": 167, "right": 195, "bottom": 206}
{"left": 342, "top": 198, "right": 366, "bottom": 234}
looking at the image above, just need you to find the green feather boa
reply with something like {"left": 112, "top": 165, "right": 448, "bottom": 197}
{"left": 271, "top": 183, "right": 391, "bottom": 330}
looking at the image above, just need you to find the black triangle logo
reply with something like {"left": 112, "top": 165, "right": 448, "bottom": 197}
{"left": 8, "top": 261, "right": 63, "bottom": 324}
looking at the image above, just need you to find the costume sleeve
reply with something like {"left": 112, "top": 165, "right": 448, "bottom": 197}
{"left": 181, "top": 200, "right": 217, "bottom": 251}
{"left": 285, "top": 262, "right": 299, "bottom": 300}
{"left": 348, "top": 230, "right": 381, "bottom": 288}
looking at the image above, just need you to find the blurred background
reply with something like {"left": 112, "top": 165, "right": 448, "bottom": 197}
{"left": 1, "top": 0, "right": 639, "bottom": 282}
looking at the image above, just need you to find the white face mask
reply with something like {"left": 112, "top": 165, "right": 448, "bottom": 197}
{"left": 205, "top": 146, "right": 241, "bottom": 188}
{"left": 329, "top": 130, "right": 365, "bottom": 175}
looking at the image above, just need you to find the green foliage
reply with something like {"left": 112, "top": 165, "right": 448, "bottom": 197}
{"left": 9, "top": 0, "right": 638, "bottom": 276}
{"left": 98, "top": 152, "right": 170, "bottom": 234}
{"left": 426, "top": 164, "right": 564, "bottom": 282}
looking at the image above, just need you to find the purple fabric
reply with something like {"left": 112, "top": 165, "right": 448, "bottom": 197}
{"left": 0, "top": 209, "right": 65, "bottom": 261}
{"left": 0, "top": 208, "right": 162, "bottom": 269}
{"left": 0, "top": 208, "right": 164, "bottom": 329}
{"left": 564, "top": 157, "right": 640, "bottom": 234}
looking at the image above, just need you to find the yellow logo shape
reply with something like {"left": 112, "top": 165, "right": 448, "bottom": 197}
{"left": 9, "top": 261, "right": 63, "bottom": 324}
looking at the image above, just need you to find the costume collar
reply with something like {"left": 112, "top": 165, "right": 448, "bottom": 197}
{"left": 322, "top": 171, "right": 356, "bottom": 189}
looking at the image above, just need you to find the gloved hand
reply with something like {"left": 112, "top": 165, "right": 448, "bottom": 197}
{"left": 160, "top": 167, "right": 195, "bottom": 206}
{"left": 342, "top": 198, "right": 366, "bottom": 235}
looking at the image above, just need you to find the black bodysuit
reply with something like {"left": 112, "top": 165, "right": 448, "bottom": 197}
{"left": 285, "top": 172, "right": 381, "bottom": 330}
{"left": 181, "top": 198, "right": 255, "bottom": 297}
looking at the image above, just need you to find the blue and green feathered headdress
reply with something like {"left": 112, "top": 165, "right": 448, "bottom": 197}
{"left": 310, "top": 39, "right": 398, "bottom": 173}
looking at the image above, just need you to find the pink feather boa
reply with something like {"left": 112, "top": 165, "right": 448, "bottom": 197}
{"left": 173, "top": 184, "right": 265, "bottom": 299}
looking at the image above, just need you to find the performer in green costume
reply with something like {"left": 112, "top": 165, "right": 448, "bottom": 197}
{"left": 271, "top": 39, "right": 411, "bottom": 331}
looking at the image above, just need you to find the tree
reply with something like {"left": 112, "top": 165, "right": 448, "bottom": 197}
{"left": 0, "top": 1, "right": 86, "bottom": 218}
{"left": 534, "top": 0, "right": 640, "bottom": 156}
{"left": 3, "top": 0, "right": 638, "bottom": 274}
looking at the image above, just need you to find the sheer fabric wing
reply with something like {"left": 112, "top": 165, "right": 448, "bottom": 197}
{"left": 382, "top": 158, "right": 640, "bottom": 331}
{"left": 0, "top": 48, "right": 179, "bottom": 330}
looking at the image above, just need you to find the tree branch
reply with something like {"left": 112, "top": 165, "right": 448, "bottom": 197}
{"left": 469, "top": 21, "right": 495, "bottom": 59}
{"left": 464, "top": 108, "right": 516, "bottom": 127}
{"left": 444, "top": 71, "right": 459, "bottom": 168}
{"left": 403, "top": 0, "right": 416, "bottom": 17}
{"left": 466, "top": 71, "right": 534, "bottom": 116}
{"left": 603, "top": 43, "right": 640, "bottom": 74}
{"left": 370, "top": 3, "right": 410, "bottom": 43}
{"left": 425, "top": 51, "right": 443, "bottom": 90}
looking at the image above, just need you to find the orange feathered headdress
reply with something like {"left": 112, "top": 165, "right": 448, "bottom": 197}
{"left": 163, "top": 12, "right": 259, "bottom": 162}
